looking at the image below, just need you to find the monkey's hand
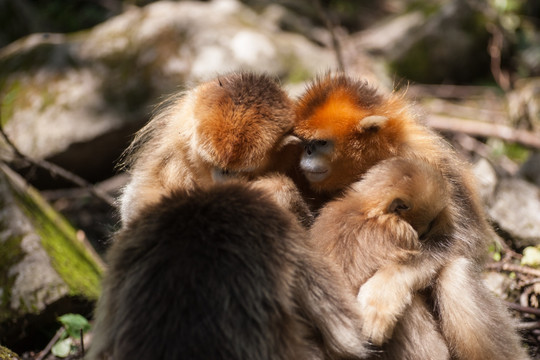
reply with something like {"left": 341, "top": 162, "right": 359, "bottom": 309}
{"left": 358, "top": 257, "right": 441, "bottom": 346}
{"left": 357, "top": 268, "right": 413, "bottom": 346}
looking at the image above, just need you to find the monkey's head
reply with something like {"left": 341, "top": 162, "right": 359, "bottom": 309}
{"left": 389, "top": 167, "right": 451, "bottom": 239}
{"left": 352, "top": 158, "right": 451, "bottom": 239}
{"left": 294, "top": 74, "right": 412, "bottom": 193}
{"left": 193, "top": 72, "right": 298, "bottom": 182}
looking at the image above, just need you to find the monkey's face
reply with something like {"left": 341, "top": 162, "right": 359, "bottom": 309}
{"left": 300, "top": 139, "right": 334, "bottom": 183}
{"left": 294, "top": 74, "right": 405, "bottom": 193}
{"left": 382, "top": 158, "right": 450, "bottom": 238}
{"left": 295, "top": 110, "right": 396, "bottom": 193}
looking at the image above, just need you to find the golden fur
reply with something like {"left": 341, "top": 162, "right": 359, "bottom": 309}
{"left": 312, "top": 158, "right": 452, "bottom": 359}
{"left": 119, "top": 72, "right": 303, "bottom": 224}
{"left": 295, "top": 74, "right": 529, "bottom": 360}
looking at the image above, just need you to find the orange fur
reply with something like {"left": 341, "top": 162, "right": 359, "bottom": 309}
{"left": 301, "top": 89, "right": 370, "bottom": 138}
{"left": 119, "top": 72, "right": 303, "bottom": 224}
{"left": 194, "top": 76, "right": 294, "bottom": 170}
{"left": 295, "top": 75, "right": 422, "bottom": 194}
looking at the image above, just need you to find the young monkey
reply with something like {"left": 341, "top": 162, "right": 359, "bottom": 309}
{"left": 313, "top": 158, "right": 452, "bottom": 359}
{"left": 87, "top": 175, "right": 369, "bottom": 360}
{"left": 118, "top": 71, "right": 304, "bottom": 224}
{"left": 295, "top": 74, "right": 529, "bottom": 360}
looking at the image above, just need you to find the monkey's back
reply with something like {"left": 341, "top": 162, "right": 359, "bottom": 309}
{"left": 89, "top": 183, "right": 306, "bottom": 360}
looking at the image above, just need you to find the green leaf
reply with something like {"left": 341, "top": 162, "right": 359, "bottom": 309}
{"left": 488, "top": 241, "right": 502, "bottom": 262}
{"left": 51, "top": 337, "right": 73, "bottom": 358}
{"left": 521, "top": 246, "right": 540, "bottom": 267}
{"left": 58, "top": 314, "right": 91, "bottom": 338}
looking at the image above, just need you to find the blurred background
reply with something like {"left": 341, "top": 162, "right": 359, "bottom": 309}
{"left": 0, "top": 0, "right": 539, "bottom": 358}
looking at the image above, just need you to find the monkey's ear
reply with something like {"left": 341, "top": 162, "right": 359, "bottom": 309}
{"left": 357, "top": 115, "right": 388, "bottom": 132}
{"left": 388, "top": 198, "right": 410, "bottom": 214}
{"left": 277, "top": 134, "right": 302, "bottom": 150}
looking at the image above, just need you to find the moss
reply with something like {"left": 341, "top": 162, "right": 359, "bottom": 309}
{"left": 0, "top": 233, "right": 24, "bottom": 323}
{"left": 3, "top": 173, "right": 102, "bottom": 301}
{"left": 0, "top": 345, "right": 20, "bottom": 359}
{"left": 389, "top": 40, "right": 433, "bottom": 83}
{"left": 38, "top": 88, "right": 58, "bottom": 113}
{"left": 490, "top": 140, "right": 531, "bottom": 164}
{"left": 0, "top": 42, "right": 75, "bottom": 77}
{"left": 0, "top": 81, "right": 21, "bottom": 127}
{"left": 284, "top": 54, "right": 313, "bottom": 84}
{"left": 406, "top": 0, "right": 443, "bottom": 16}
{"left": 0, "top": 191, "right": 23, "bottom": 322}
{"left": 0, "top": 78, "right": 59, "bottom": 128}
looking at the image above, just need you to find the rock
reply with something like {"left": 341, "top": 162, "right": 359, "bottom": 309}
{"left": 0, "top": 0, "right": 334, "bottom": 187}
{"left": 472, "top": 157, "right": 498, "bottom": 205}
{"left": 519, "top": 151, "right": 540, "bottom": 187}
{"left": 487, "top": 177, "right": 540, "bottom": 248}
{"left": 0, "top": 163, "right": 102, "bottom": 351}
{"left": 483, "top": 271, "right": 515, "bottom": 301}
{"left": 351, "top": 0, "right": 490, "bottom": 84}
{"left": 0, "top": 0, "right": 115, "bottom": 48}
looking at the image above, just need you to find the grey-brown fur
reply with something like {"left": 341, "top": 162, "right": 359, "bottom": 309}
{"left": 88, "top": 179, "right": 368, "bottom": 360}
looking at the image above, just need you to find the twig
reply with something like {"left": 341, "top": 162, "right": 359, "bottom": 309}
{"left": 80, "top": 328, "right": 85, "bottom": 358}
{"left": 486, "top": 262, "right": 540, "bottom": 278}
{"left": 519, "top": 278, "right": 540, "bottom": 289}
{"left": 453, "top": 133, "right": 519, "bottom": 175}
{"left": 0, "top": 124, "right": 115, "bottom": 206}
{"left": 407, "top": 84, "right": 499, "bottom": 99}
{"left": 493, "top": 231, "right": 523, "bottom": 261}
{"left": 425, "top": 114, "right": 540, "bottom": 150}
{"left": 314, "top": 0, "right": 345, "bottom": 72}
{"left": 506, "top": 302, "right": 540, "bottom": 317}
{"left": 487, "top": 23, "right": 511, "bottom": 91}
{"left": 516, "top": 321, "right": 540, "bottom": 330}
{"left": 36, "top": 327, "right": 65, "bottom": 360}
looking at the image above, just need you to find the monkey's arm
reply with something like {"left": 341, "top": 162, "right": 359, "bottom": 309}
{"left": 250, "top": 174, "right": 314, "bottom": 228}
{"left": 357, "top": 253, "right": 443, "bottom": 345}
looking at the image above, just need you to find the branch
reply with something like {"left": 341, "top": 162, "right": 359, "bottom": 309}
{"left": 314, "top": 0, "right": 345, "bottom": 72}
{"left": 0, "top": 125, "right": 115, "bottom": 207}
{"left": 515, "top": 320, "right": 540, "bottom": 330}
{"left": 407, "top": 84, "right": 499, "bottom": 99}
{"left": 425, "top": 114, "right": 540, "bottom": 150}
{"left": 505, "top": 302, "right": 540, "bottom": 317}
{"left": 453, "top": 133, "right": 519, "bottom": 174}
{"left": 487, "top": 23, "right": 511, "bottom": 91}
{"left": 486, "top": 262, "right": 540, "bottom": 278}
{"left": 36, "top": 327, "right": 65, "bottom": 360}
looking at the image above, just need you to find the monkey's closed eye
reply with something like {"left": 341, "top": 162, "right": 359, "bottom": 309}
{"left": 211, "top": 167, "right": 239, "bottom": 182}
{"left": 388, "top": 198, "right": 410, "bottom": 214}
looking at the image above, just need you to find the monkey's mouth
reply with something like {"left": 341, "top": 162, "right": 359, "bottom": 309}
{"left": 304, "top": 169, "right": 329, "bottom": 183}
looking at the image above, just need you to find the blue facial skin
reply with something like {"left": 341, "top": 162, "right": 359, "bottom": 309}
{"left": 300, "top": 140, "right": 334, "bottom": 183}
